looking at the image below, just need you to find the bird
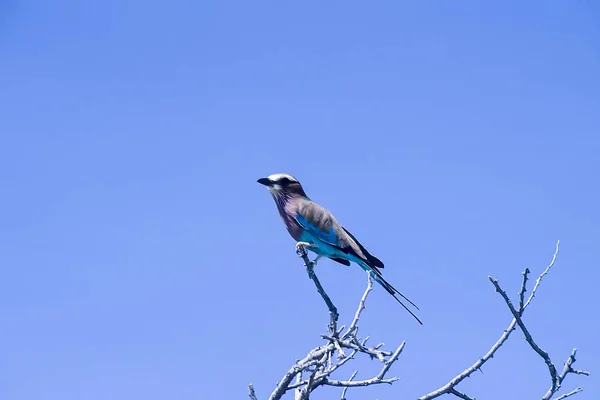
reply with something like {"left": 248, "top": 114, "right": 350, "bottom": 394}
{"left": 257, "top": 173, "right": 422, "bottom": 325}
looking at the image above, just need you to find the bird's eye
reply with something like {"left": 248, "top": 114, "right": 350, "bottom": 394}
{"left": 280, "top": 177, "right": 290, "bottom": 185}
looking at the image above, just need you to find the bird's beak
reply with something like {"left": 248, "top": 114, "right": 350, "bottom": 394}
{"left": 257, "top": 177, "right": 272, "bottom": 186}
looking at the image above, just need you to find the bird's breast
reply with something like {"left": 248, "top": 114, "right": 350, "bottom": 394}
{"left": 272, "top": 195, "right": 304, "bottom": 241}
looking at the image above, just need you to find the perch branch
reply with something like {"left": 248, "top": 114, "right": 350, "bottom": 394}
{"left": 252, "top": 240, "right": 586, "bottom": 400}
{"left": 263, "top": 271, "right": 404, "bottom": 400}
{"left": 296, "top": 244, "right": 339, "bottom": 335}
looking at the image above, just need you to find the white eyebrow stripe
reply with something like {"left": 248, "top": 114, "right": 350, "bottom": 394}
{"left": 268, "top": 173, "right": 298, "bottom": 183}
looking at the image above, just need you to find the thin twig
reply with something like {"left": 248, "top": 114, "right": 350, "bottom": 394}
{"left": 265, "top": 254, "right": 405, "bottom": 399}
{"left": 340, "top": 371, "right": 358, "bottom": 400}
{"left": 248, "top": 383, "right": 258, "bottom": 400}
{"left": 297, "top": 244, "right": 339, "bottom": 335}
{"left": 419, "top": 241, "right": 576, "bottom": 400}
{"left": 489, "top": 276, "right": 559, "bottom": 394}
{"left": 518, "top": 268, "right": 530, "bottom": 315}
{"left": 542, "top": 348, "right": 590, "bottom": 400}
{"left": 377, "top": 341, "right": 405, "bottom": 379}
{"left": 322, "top": 376, "right": 399, "bottom": 387}
{"left": 418, "top": 316, "right": 518, "bottom": 399}
{"left": 269, "top": 346, "right": 333, "bottom": 400}
{"left": 299, "top": 353, "right": 328, "bottom": 400}
{"left": 554, "top": 387, "right": 583, "bottom": 400}
{"left": 343, "top": 272, "right": 373, "bottom": 339}
{"left": 293, "top": 371, "right": 303, "bottom": 400}
{"left": 522, "top": 240, "right": 560, "bottom": 311}
{"left": 448, "top": 388, "right": 475, "bottom": 400}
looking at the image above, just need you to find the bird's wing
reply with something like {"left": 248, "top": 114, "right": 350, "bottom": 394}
{"left": 341, "top": 227, "right": 385, "bottom": 269}
{"left": 295, "top": 200, "right": 421, "bottom": 323}
{"left": 295, "top": 200, "right": 369, "bottom": 262}
{"left": 295, "top": 200, "right": 342, "bottom": 247}
{"left": 330, "top": 257, "right": 351, "bottom": 266}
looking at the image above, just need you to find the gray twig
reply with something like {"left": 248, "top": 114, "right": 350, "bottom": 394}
{"left": 418, "top": 316, "right": 518, "bottom": 399}
{"left": 542, "top": 349, "right": 590, "bottom": 400}
{"left": 554, "top": 387, "right": 583, "bottom": 400}
{"left": 377, "top": 341, "right": 405, "bottom": 380}
{"left": 489, "top": 276, "right": 559, "bottom": 392}
{"left": 522, "top": 240, "right": 560, "bottom": 311}
{"left": 488, "top": 248, "right": 589, "bottom": 400}
{"left": 263, "top": 257, "right": 405, "bottom": 400}
{"left": 340, "top": 371, "right": 358, "bottom": 400}
{"left": 322, "top": 376, "right": 398, "bottom": 387}
{"left": 448, "top": 388, "right": 475, "bottom": 400}
{"left": 296, "top": 244, "right": 339, "bottom": 335}
{"left": 248, "top": 383, "right": 258, "bottom": 400}
{"left": 518, "top": 268, "right": 530, "bottom": 315}
{"left": 343, "top": 273, "right": 373, "bottom": 339}
{"left": 419, "top": 241, "right": 588, "bottom": 400}
{"left": 255, "top": 240, "right": 587, "bottom": 400}
{"left": 269, "top": 347, "right": 332, "bottom": 400}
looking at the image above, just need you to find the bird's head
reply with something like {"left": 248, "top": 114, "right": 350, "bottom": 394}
{"left": 257, "top": 173, "right": 307, "bottom": 197}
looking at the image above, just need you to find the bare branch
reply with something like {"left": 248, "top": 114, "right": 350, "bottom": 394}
{"left": 489, "top": 274, "right": 589, "bottom": 400}
{"left": 542, "top": 349, "right": 590, "bottom": 400}
{"left": 254, "top": 240, "right": 588, "bottom": 400}
{"left": 557, "top": 349, "right": 591, "bottom": 382}
{"left": 343, "top": 273, "right": 373, "bottom": 339}
{"left": 346, "top": 336, "right": 391, "bottom": 362}
{"left": 296, "top": 244, "right": 339, "bottom": 335}
{"left": 554, "top": 387, "right": 583, "bottom": 400}
{"left": 419, "top": 241, "right": 589, "bottom": 400}
{"left": 419, "top": 316, "right": 518, "bottom": 400}
{"left": 269, "top": 346, "right": 333, "bottom": 400}
{"left": 340, "top": 371, "right": 358, "bottom": 400}
{"left": 293, "top": 371, "right": 303, "bottom": 400}
{"left": 377, "top": 341, "right": 405, "bottom": 380}
{"left": 298, "top": 353, "right": 328, "bottom": 400}
{"left": 333, "top": 338, "right": 347, "bottom": 359}
{"left": 322, "top": 376, "right": 399, "bottom": 387}
{"left": 248, "top": 383, "right": 258, "bottom": 400}
{"left": 448, "top": 388, "right": 475, "bottom": 400}
{"left": 262, "top": 255, "right": 405, "bottom": 400}
{"left": 522, "top": 240, "right": 560, "bottom": 311}
{"left": 518, "top": 267, "right": 530, "bottom": 315}
{"left": 489, "top": 276, "right": 559, "bottom": 391}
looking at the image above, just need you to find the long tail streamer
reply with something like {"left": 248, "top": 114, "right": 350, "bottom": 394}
{"left": 368, "top": 267, "right": 423, "bottom": 325}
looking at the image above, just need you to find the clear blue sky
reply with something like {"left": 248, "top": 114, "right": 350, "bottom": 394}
{"left": 1, "top": 1, "right": 598, "bottom": 399}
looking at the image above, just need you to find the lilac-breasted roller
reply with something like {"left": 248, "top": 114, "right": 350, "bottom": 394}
{"left": 257, "top": 173, "right": 422, "bottom": 325}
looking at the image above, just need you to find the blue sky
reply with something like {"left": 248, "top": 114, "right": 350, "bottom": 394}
{"left": 1, "top": 1, "right": 598, "bottom": 399}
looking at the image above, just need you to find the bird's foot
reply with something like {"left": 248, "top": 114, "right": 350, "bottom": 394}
{"left": 295, "top": 241, "right": 314, "bottom": 255}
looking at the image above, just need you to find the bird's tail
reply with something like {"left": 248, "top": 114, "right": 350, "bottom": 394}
{"left": 363, "top": 264, "right": 423, "bottom": 325}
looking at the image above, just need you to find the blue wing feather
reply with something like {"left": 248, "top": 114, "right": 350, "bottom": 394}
{"left": 295, "top": 212, "right": 340, "bottom": 247}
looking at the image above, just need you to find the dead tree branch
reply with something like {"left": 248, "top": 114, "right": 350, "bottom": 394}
{"left": 248, "top": 383, "right": 258, "bottom": 400}
{"left": 250, "top": 264, "right": 404, "bottom": 400}
{"left": 419, "top": 240, "right": 589, "bottom": 400}
{"left": 249, "top": 241, "right": 589, "bottom": 400}
{"left": 489, "top": 276, "right": 560, "bottom": 390}
{"left": 296, "top": 244, "right": 339, "bottom": 336}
